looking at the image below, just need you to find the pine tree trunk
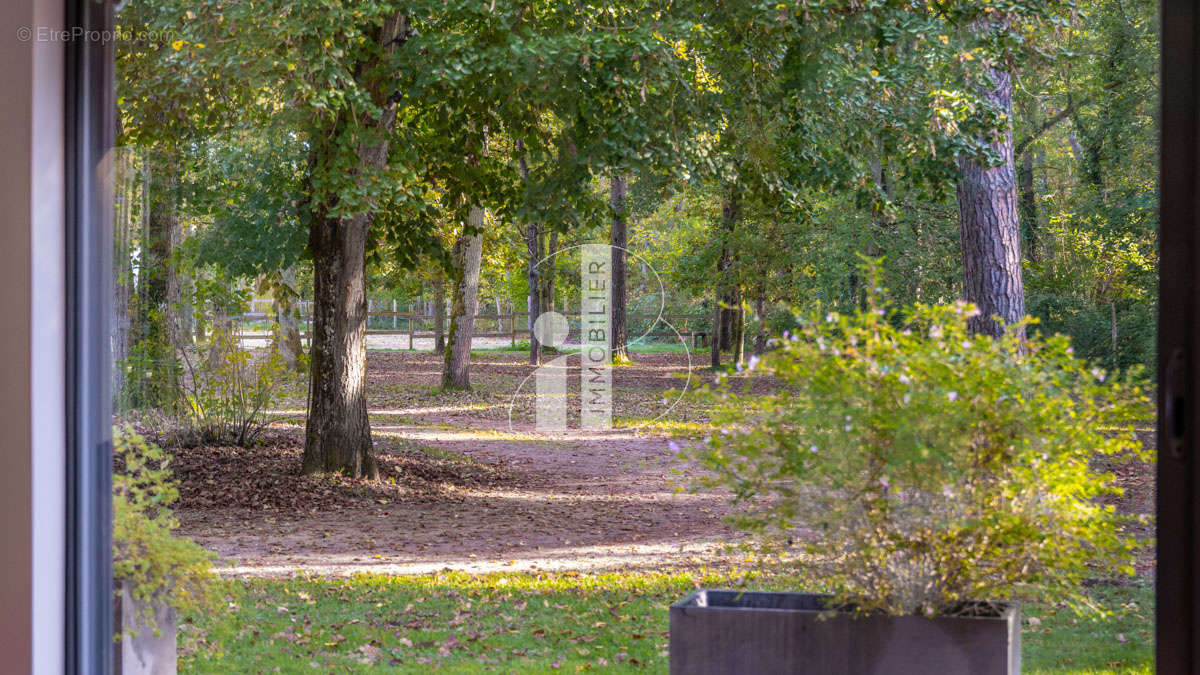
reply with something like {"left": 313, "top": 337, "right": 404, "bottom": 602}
{"left": 609, "top": 173, "right": 630, "bottom": 362}
{"left": 956, "top": 47, "right": 1025, "bottom": 338}
{"left": 302, "top": 11, "right": 406, "bottom": 477}
{"left": 442, "top": 208, "right": 485, "bottom": 390}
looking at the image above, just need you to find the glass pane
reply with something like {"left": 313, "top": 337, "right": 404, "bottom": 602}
{"left": 110, "top": 0, "right": 1158, "bottom": 671}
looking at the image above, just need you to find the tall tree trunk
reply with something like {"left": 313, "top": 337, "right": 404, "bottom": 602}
{"left": 718, "top": 186, "right": 738, "bottom": 353}
{"left": 525, "top": 221, "right": 541, "bottom": 364}
{"left": 178, "top": 274, "right": 194, "bottom": 347}
{"left": 753, "top": 283, "right": 767, "bottom": 356}
{"left": 518, "top": 153, "right": 541, "bottom": 364}
{"left": 303, "top": 12, "right": 406, "bottom": 477}
{"left": 176, "top": 219, "right": 194, "bottom": 349}
{"left": 304, "top": 206, "right": 376, "bottom": 477}
{"left": 1070, "top": 109, "right": 1105, "bottom": 191}
{"left": 1111, "top": 301, "right": 1119, "bottom": 370}
{"left": 1016, "top": 98, "right": 1041, "bottom": 260}
{"left": 710, "top": 298, "right": 722, "bottom": 370}
{"left": 442, "top": 209, "right": 485, "bottom": 390}
{"left": 730, "top": 288, "right": 745, "bottom": 364}
{"left": 719, "top": 294, "right": 734, "bottom": 352}
{"left": 867, "top": 139, "right": 892, "bottom": 258}
{"left": 433, "top": 274, "right": 446, "bottom": 353}
{"left": 711, "top": 185, "right": 739, "bottom": 367}
{"left": 609, "top": 173, "right": 630, "bottom": 362}
{"left": 956, "top": 36, "right": 1026, "bottom": 337}
{"left": 164, "top": 198, "right": 185, "bottom": 353}
{"left": 542, "top": 230, "right": 559, "bottom": 314}
{"left": 1018, "top": 150, "right": 1039, "bottom": 260}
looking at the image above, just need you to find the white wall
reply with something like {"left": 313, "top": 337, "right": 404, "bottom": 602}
{"left": 0, "top": 0, "right": 67, "bottom": 672}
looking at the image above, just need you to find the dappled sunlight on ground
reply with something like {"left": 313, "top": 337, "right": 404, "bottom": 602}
{"left": 177, "top": 351, "right": 740, "bottom": 578}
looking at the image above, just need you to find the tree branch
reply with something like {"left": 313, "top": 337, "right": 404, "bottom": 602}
{"left": 1014, "top": 80, "right": 1126, "bottom": 158}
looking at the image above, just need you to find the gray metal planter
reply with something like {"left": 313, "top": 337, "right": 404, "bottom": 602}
{"left": 670, "top": 590, "right": 1020, "bottom": 675}
{"left": 114, "top": 581, "right": 177, "bottom": 675}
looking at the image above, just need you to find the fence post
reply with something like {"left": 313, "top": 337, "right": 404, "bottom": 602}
{"left": 409, "top": 309, "right": 416, "bottom": 350}
{"left": 511, "top": 312, "right": 518, "bottom": 347}
{"left": 392, "top": 299, "right": 397, "bottom": 329}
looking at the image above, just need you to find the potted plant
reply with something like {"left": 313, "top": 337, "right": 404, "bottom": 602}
{"left": 675, "top": 267, "right": 1149, "bottom": 674}
{"left": 113, "top": 427, "right": 222, "bottom": 674}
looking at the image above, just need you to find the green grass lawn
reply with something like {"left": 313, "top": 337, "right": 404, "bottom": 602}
{"left": 180, "top": 571, "right": 1152, "bottom": 673}
{"left": 1023, "top": 583, "right": 1153, "bottom": 674}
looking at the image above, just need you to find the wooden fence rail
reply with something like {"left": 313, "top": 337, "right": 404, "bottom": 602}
{"left": 229, "top": 311, "right": 711, "bottom": 349}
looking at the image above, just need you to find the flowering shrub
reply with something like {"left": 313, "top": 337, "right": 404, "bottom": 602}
{"left": 690, "top": 268, "right": 1150, "bottom": 616}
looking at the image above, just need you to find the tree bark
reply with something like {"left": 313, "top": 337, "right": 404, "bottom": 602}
{"left": 442, "top": 209, "right": 485, "bottom": 390}
{"left": 867, "top": 139, "right": 892, "bottom": 258}
{"left": 303, "top": 11, "right": 406, "bottom": 477}
{"left": 730, "top": 289, "right": 745, "bottom": 365}
{"left": 542, "top": 230, "right": 559, "bottom": 314}
{"left": 956, "top": 41, "right": 1026, "bottom": 338}
{"left": 609, "top": 173, "right": 630, "bottom": 362}
{"left": 753, "top": 283, "right": 767, "bottom": 356}
{"left": 1070, "top": 109, "right": 1105, "bottom": 191}
{"left": 525, "top": 221, "right": 541, "bottom": 364}
{"left": 304, "top": 204, "right": 377, "bottom": 477}
{"left": 1018, "top": 149, "right": 1039, "bottom": 260}
{"left": 717, "top": 186, "right": 738, "bottom": 354}
{"left": 711, "top": 185, "right": 739, "bottom": 367}
{"left": 710, "top": 298, "right": 722, "bottom": 370}
{"left": 517, "top": 153, "right": 542, "bottom": 364}
{"left": 164, "top": 197, "right": 185, "bottom": 353}
{"left": 433, "top": 274, "right": 446, "bottom": 353}
{"left": 719, "top": 294, "right": 734, "bottom": 352}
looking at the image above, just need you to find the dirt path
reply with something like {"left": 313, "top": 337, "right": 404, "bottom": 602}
{"left": 176, "top": 352, "right": 737, "bottom": 577}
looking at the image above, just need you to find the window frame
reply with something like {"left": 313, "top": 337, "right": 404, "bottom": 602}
{"left": 64, "top": 0, "right": 114, "bottom": 672}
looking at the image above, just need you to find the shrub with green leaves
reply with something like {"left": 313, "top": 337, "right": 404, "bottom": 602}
{"left": 175, "top": 323, "right": 287, "bottom": 446}
{"left": 113, "top": 426, "right": 222, "bottom": 633}
{"left": 690, "top": 267, "right": 1151, "bottom": 617}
